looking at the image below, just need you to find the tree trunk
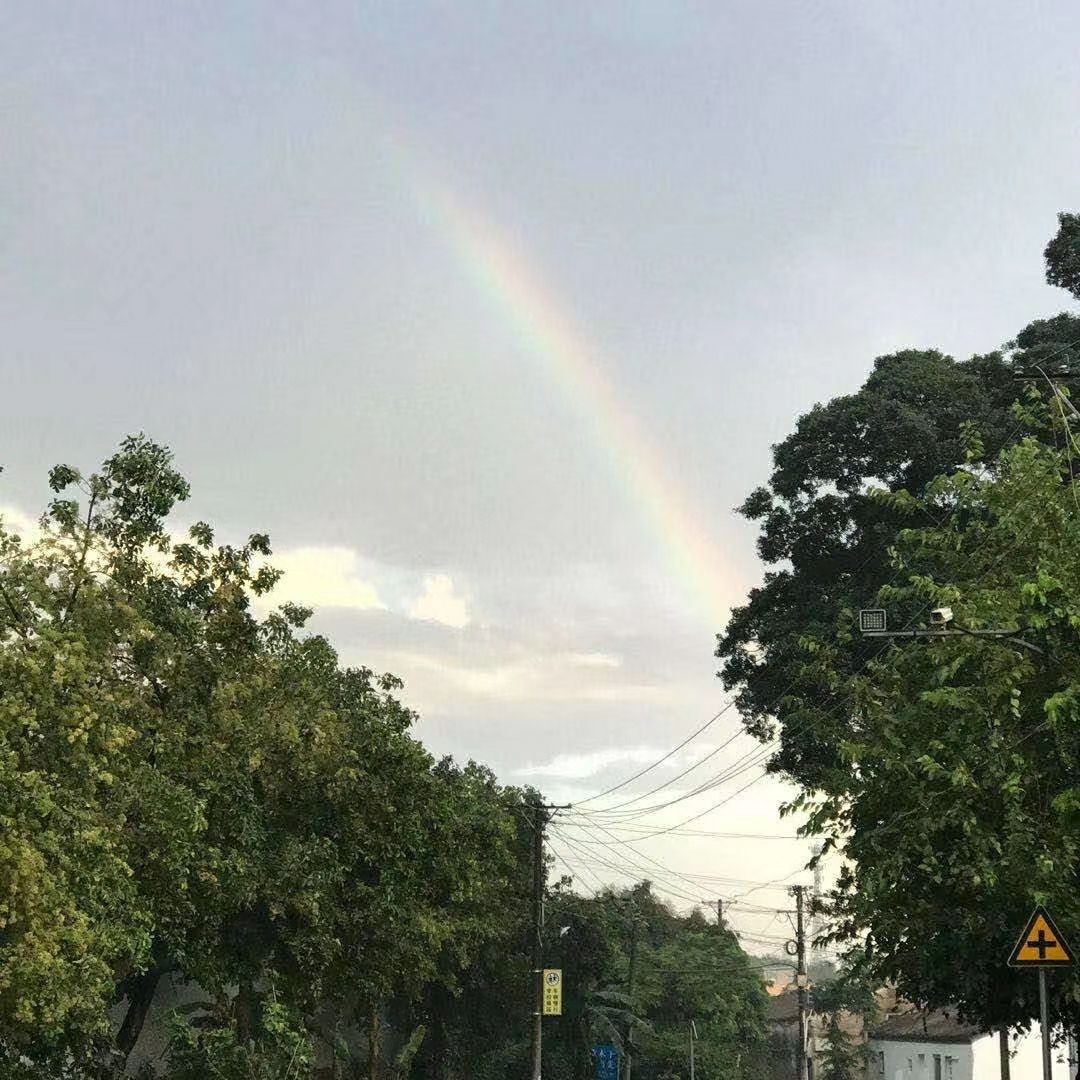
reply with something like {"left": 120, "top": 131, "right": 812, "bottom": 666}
{"left": 999, "top": 1028, "right": 1011, "bottom": 1080}
{"left": 369, "top": 1005, "right": 382, "bottom": 1080}
{"left": 236, "top": 978, "right": 258, "bottom": 1043}
{"left": 427, "top": 985, "right": 449, "bottom": 1080}
{"left": 116, "top": 967, "right": 163, "bottom": 1066}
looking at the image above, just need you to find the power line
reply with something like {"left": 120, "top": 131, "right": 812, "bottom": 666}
{"left": 551, "top": 825, "right": 705, "bottom": 904}
{"left": 573, "top": 702, "right": 746, "bottom": 807}
{"left": 558, "top": 822, "right": 804, "bottom": 840}
{"left": 571, "top": 459, "right": 1064, "bottom": 841}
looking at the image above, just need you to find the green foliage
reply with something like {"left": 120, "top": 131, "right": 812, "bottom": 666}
{"left": 720, "top": 218, "right": 1080, "bottom": 1041}
{"left": 811, "top": 967, "right": 876, "bottom": 1080}
{"left": 718, "top": 222, "right": 1080, "bottom": 795}
{"left": 816, "top": 1015, "right": 860, "bottom": 1080}
{"left": 1045, "top": 211, "right": 1080, "bottom": 302}
{"left": 164, "top": 995, "right": 313, "bottom": 1080}
{"left": 810, "top": 437, "right": 1080, "bottom": 1032}
{"left": 533, "top": 883, "right": 768, "bottom": 1080}
{"left": 716, "top": 344, "right": 1025, "bottom": 788}
{"left": 0, "top": 436, "right": 528, "bottom": 1076}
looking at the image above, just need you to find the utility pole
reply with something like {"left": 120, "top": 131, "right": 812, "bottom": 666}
{"left": 529, "top": 800, "right": 570, "bottom": 1080}
{"left": 529, "top": 801, "right": 544, "bottom": 1080}
{"left": 715, "top": 899, "right": 723, "bottom": 927}
{"left": 811, "top": 843, "right": 823, "bottom": 962}
{"left": 689, "top": 1020, "right": 697, "bottom": 1080}
{"left": 623, "top": 911, "right": 639, "bottom": 1080}
{"left": 791, "top": 885, "right": 809, "bottom": 1080}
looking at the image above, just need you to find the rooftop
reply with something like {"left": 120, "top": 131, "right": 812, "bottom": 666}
{"left": 869, "top": 1007, "right": 982, "bottom": 1045}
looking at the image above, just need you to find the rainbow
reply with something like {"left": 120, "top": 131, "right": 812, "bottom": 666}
{"left": 402, "top": 165, "right": 737, "bottom": 624}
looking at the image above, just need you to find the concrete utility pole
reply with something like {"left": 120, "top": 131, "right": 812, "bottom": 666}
{"left": 811, "top": 843, "right": 823, "bottom": 961}
{"left": 791, "top": 885, "right": 809, "bottom": 1080}
{"left": 623, "top": 912, "right": 639, "bottom": 1080}
{"left": 529, "top": 801, "right": 545, "bottom": 1080}
{"left": 529, "top": 800, "right": 570, "bottom": 1080}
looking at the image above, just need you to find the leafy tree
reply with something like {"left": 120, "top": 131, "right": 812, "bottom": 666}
{"left": 715, "top": 213, "right": 1080, "bottom": 1055}
{"left": 816, "top": 1014, "right": 860, "bottom": 1080}
{"left": 1045, "top": 211, "right": 1080, "bottom": 302}
{"left": 0, "top": 436, "right": 530, "bottom": 1077}
{"left": 716, "top": 213, "right": 1080, "bottom": 794}
{"left": 532, "top": 883, "right": 767, "bottom": 1080}
{"left": 164, "top": 993, "right": 313, "bottom": 1080}
{"left": 811, "top": 971, "right": 876, "bottom": 1080}
{"left": 715, "top": 346, "right": 1021, "bottom": 788}
{"left": 803, "top": 430, "right": 1080, "bottom": 1034}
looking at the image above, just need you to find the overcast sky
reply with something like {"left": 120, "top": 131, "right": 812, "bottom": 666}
{"left": 4, "top": 1, "right": 1080, "bottom": 944}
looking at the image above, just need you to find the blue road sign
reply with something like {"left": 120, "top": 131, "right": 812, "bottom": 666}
{"left": 592, "top": 1044, "right": 618, "bottom": 1080}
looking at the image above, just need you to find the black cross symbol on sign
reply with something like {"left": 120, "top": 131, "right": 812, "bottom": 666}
{"left": 1028, "top": 929, "right": 1057, "bottom": 959}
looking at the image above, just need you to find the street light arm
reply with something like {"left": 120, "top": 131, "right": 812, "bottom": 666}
{"left": 950, "top": 624, "right": 1047, "bottom": 658}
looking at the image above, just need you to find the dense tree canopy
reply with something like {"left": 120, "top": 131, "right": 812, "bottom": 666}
{"left": 805, "top": 431, "right": 1080, "bottom": 1034}
{"left": 1045, "top": 211, "right": 1080, "bottom": 302}
{"left": 716, "top": 344, "right": 1020, "bottom": 786}
{"left": 1, "top": 437, "right": 769, "bottom": 1078}
{"left": 717, "top": 212, "right": 1080, "bottom": 793}
{"left": 535, "top": 881, "right": 770, "bottom": 1080}
{"left": 716, "top": 211, "right": 1080, "bottom": 1036}
{"left": 0, "top": 437, "right": 526, "bottom": 1075}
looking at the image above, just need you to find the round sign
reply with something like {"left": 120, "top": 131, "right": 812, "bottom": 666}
{"left": 545, "top": 970, "right": 561, "bottom": 986}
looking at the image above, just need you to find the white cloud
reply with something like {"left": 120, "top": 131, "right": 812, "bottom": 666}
{"left": 563, "top": 651, "right": 622, "bottom": 668}
{"left": 383, "top": 650, "right": 666, "bottom": 705}
{"left": 515, "top": 746, "right": 671, "bottom": 780}
{"left": 407, "top": 573, "right": 470, "bottom": 629}
{"left": 0, "top": 505, "right": 41, "bottom": 542}
{"left": 262, "top": 546, "right": 386, "bottom": 612}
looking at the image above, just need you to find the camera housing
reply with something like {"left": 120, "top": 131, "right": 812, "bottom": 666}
{"left": 929, "top": 607, "right": 954, "bottom": 627}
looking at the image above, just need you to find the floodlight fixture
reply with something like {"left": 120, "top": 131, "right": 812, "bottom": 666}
{"left": 858, "top": 609, "right": 887, "bottom": 633}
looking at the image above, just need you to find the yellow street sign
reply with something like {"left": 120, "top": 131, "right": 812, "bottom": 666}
{"left": 542, "top": 968, "right": 563, "bottom": 1015}
{"left": 1008, "top": 907, "right": 1074, "bottom": 967}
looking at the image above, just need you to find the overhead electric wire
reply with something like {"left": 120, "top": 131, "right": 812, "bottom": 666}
{"left": 572, "top": 701, "right": 748, "bottom": 807}
{"left": 572, "top": 815, "right": 719, "bottom": 894}
{"left": 545, "top": 833, "right": 609, "bottom": 899}
{"left": 558, "top": 822, "right": 804, "bottom": 840}
{"left": 557, "top": 808, "right": 816, "bottom": 916}
{"left": 571, "top": 739, "right": 778, "bottom": 822}
{"left": 576, "top": 723, "right": 754, "bottom": 814}
{"left": 572, "top": 462, "right": 1064, "bottom": 843}
{"left": 551, "top": 824, "right": 705, "bottom": 904}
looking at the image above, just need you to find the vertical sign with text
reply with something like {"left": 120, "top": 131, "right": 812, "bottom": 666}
{"left": 542, "top": 968, "right": 562, "bottom": 1015}
{"left": 592, "top": 1044, "right": 618, "bottom": 1080}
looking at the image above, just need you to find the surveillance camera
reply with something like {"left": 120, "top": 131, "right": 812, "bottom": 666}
{"left": 929, "top": 607, "right": 953, "bottom": 627}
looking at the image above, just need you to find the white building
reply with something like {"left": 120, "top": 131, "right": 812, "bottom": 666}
{"left": 868, "top": 1006, "right": 1075, "bottom": 1080}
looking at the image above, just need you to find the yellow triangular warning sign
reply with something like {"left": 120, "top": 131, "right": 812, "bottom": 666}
{"left": 1008, "top": 907, "right": 1074, "bottom": 967}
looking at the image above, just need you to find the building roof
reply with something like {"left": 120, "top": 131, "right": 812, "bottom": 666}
{"left": 869, "top": 1007, "right": 982, "bottom": 1045}
{"left": 768, "top": 985, "right": 801, "bottom": 1024}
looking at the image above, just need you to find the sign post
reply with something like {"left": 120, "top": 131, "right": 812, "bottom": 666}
{"left": 1008, "top": 906, "right": 1075, "bottom": 1080}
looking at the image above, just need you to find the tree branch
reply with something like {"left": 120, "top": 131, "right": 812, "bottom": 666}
{"left": 62, "top": 491, "right": 97, "bottom": 625}
{"left": 0, "top": 579, "right": 29, "bottom": 639}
